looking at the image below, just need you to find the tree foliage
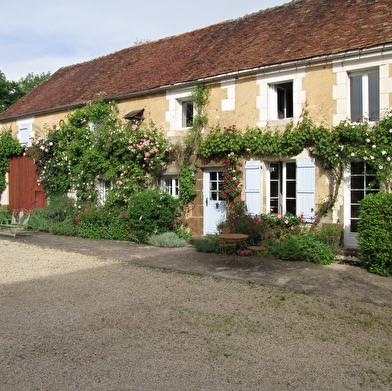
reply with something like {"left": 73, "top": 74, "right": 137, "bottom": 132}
{"left": 0, "top": 70, "right": 50, "bottom": 113}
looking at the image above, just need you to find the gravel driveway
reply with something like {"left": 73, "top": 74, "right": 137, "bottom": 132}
{"left": 1, "top": 238, "right": 392, "bottom": 390}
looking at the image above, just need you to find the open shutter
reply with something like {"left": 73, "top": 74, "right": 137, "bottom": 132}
{"left": 19, "top": 124, "right": 31, "bottom": 147}
{"left": 245, "top": 160, "right": 261, "bottom": 215}
{"left": 296, "top": 158, "right": 315, "bottom": 222}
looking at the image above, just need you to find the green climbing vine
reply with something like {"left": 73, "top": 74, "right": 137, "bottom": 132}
{"left": 184, "top": 84, "right": 210, "bottom": 156}
{"left": 26, "top": 99, "right": 174, "bottom": 207}
{"left": 199, "top": 111, "right": 392, "bottom": 223}
{"left": 0, "top": 129, "right": 24, "bottom": 196}
{"left": 178, "top": 84, "right": 210, "bottom": 207}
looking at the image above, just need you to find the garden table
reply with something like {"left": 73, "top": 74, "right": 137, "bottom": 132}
{"left": 218, "top": 233, "right": 249, "bottom": 264}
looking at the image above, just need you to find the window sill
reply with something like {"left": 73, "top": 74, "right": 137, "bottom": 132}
{"left": 267, "top": 118, "right": 293, "bottom": 127}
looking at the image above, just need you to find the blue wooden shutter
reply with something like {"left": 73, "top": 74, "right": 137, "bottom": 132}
{"left": 296, "top": 158, "right": 315, "bottom": 222}
{"left": 245, "top": 160, "right": 261, "bottom": 215}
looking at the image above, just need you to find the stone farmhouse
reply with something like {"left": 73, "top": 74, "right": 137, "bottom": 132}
{"left": 1, "top": 0, "right": 391, "bottom": 248}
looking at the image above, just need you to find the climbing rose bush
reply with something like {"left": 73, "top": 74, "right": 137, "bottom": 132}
{"left": 26, "top": 100, "right": 174, "bottom": 207}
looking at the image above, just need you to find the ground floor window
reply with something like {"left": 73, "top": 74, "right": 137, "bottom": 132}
{"left": 97, "top": 179, "right": 112, "bottom": 205}
{"left": 161, "top": 177, "right": 179, "bottom": 198}
{"left": 269, "top": 161, "right": 296, "bottom": 215}
{"left": 349, "top": 161, "right": 379, "bottom": 232}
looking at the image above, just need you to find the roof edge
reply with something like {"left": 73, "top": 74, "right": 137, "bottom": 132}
{"left": 2, "top": 42, "right": 392, "bottom": 123}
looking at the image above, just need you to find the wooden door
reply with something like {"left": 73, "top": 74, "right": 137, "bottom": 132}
{"left": 8, "top": 156, "right": 47, "bottom": 211}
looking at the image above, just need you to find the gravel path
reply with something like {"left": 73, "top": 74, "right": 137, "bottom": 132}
{"left": 1, "top": 238, "right": 392, "bottom": 390}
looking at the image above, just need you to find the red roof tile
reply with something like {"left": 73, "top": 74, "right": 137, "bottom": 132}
{"left": 1, "top": 0, "right": 391, "bottom": 120}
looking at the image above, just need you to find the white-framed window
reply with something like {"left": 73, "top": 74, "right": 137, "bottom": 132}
{"left": 270, "top": 81, "right": 294, "bottom": 119}
{"left": 97, "top": 179, "right": 112, "bottom": 205}
{"left": 256, "top": 67, "right": 305, "bottom": 127}
{"left": 266, "top": 158, "right": 315, "bottom": 221}
{"left": 161, "top": 177, "right": 179, "bottom": 198}
{"left": 332, "top": 53, "right": 391, "bottom": 125}
{"left": 180, "top": 100, "right": 194, "bottom": 128}
{"left": 17, "top": 118, "right": 34, "bottom": 147}
{"left": 166, "top": 88, "right": 195, "bottom": 133}
{"left": 268, "top": 161, "right": 297, "bottom": 215}
{"left": 349, "top": 162, "right": 379, "bottom": 233}
{"left": 349, "top": 69, "right": 379, "bottom": 122}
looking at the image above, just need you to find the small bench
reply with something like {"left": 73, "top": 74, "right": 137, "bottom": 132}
{"left": 0, "top": 210, "right": 30, "bottom": 238}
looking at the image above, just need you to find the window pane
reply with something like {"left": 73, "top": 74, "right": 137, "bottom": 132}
{"left": 286, "top": 162, "right": 296, "bottom": 179}
{"left": 350, "top": 74, "right": 363, "bottom": 122}
{"left": 182, "top": 100, "right": 194, "bottom": 127}
{"left": 351, "top": 190, "right": 364, "bottom": 203}
{"left": 270, "top": 182, "right": 278, "bottom": 197}
{"left": 270, "top": 163, "right": 279, "bottom": 179}
{"left": 270, "top": 199, "right": 278, "bottom": 213}
{"left": 351, "top": 176, "right": 364, "bottom": 190}
{"left": 276, "top": 82, "right": 293, "bottom": 118}
{"left": 368, "top": 70, "right": 379, "bottom": 121}
{"left": 351, "top": 204, "right": 360, "bottom": 218}
{"left": 351, "top": 161, "right": 364, "bottom": 175}
{"left": 286, "top": 199, "right": 296, "bottom": 215}
{"left": 286, "top": 182, "right": 296, "bottom": 198}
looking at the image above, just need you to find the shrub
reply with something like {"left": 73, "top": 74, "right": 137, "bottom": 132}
{"left": 50, "top": 217, "right": 77, "bottom": 236}
{"left": 273, "top": 231, "right": 336, "bottom": 265}
{"left": 0, "top": 209, "right": 10, "bottom": 224}
{"left": 193, "top": 236, "right": 220, "bottom": 253}
{"left": 148, "top": 232, "right": 187, "bottom": 247}
{"left": 314, "top": 223, "right": 342, "bottom": 254}
{"left": 174, "top": 227, "right": 193, "bottom": 243}
{"left": 75, "top": 205, "right": 130, "bottom": 241}
{"left": 29, "top": 195, "right": 76, "bottom": 232}
{"left": 358, "top": 192, "right": 392, "bottom": 276}
{"left": 127, "top": 189, "right": 179, "bottom": 244}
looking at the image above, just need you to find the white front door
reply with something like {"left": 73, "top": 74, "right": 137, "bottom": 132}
{"left": 344, "top": 162, "right": 379, "bottom": 248}
{"left": 203, "top": 169, "right": 226, "bottom": 234}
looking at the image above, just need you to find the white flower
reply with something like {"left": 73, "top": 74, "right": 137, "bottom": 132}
{"left": 366, "top": 138, "right": 371, "bottom": 142}
{"left": 379, "top": 165, "right": 384, "bottom": 170}
{"left": 387, "top": 157, "right": 391, "bottom": 162}
{"left": 372, "top": 144, "right": 376, "bottom": 148}
{"left": 351, "top": 152, "right": 355, "bottom": 157}
{"left": 364, "top": 156, "right": 368, "bottom": 160}
{"left": 370, "top": 156, "right": 375, "bottom": 160}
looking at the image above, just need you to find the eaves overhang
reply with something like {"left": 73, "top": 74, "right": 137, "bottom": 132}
{"left": 1, "top": 43, "right": 392, "bottom": 123}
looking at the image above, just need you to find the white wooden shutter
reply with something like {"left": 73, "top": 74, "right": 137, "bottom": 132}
{"left": 296, "top": 158, "right": 315, "bottom": 222}
{"left": 19, "top": 124, "right": 31, "bottom": 147}
{"left": 245, "top": 160, "right": 261, "bottom": 215}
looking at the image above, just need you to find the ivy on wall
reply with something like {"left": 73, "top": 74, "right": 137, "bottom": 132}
{"left": 199, "top": 111, "right": 392, "bottom": 221}
{"left": 0, "top": 129, "right": 24, "bottom": 197}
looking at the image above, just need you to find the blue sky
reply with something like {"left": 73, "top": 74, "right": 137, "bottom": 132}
{"left": 1, "top": 0, "right": 288, "bottom": 81}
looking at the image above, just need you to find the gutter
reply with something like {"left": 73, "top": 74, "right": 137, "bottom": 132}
{"left": 2, "top": 43, "right": 392, "bottom": 122}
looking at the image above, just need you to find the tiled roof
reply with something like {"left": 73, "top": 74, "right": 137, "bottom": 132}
{"left": 1, "top": 0, "right": 391, "bottom": 120}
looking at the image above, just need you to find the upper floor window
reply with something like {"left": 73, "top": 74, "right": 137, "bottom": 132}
{"left": 180, "top": 100, "right": 194, "bottom": 128}
{"left": 273, "top": 81, "right": 293, "bottom": 119}
{"left": 350, "top": 69, "right": 379, "bottom": 122}
{"left": 17, "top": 118, "right": 34, "bottom": 147}
{"left": 161, "top": 177, "right": 179, "bottom": 198}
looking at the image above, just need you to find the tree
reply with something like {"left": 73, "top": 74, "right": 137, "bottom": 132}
{"left": 0, "top": 70, "right": 50, "bottom": 113}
